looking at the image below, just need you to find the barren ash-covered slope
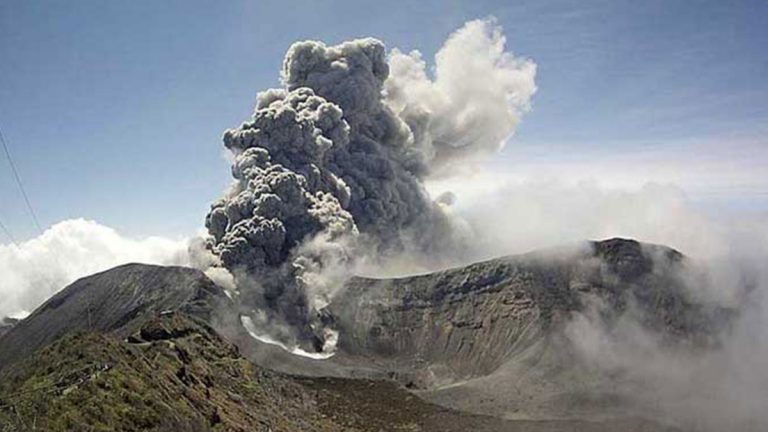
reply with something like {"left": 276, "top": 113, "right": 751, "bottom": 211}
{"left": 0, "top": 238, "right": 716, "bottom": 431}
{"left": 331, "top": 238, "right": 712, "bottom": 376}
{"left": 328, "top": 238, "right": 726, "bottom": 421}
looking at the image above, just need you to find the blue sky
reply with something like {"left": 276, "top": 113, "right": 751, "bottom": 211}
{"left": 1, "top": 0, "right": 766, "bottom": 241}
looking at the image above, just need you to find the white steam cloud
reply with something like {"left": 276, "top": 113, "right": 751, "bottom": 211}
{"left": 386, "top": 17, "right": 536, "bottom": 171}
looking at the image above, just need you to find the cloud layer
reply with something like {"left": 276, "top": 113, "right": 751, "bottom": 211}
{"left": 0, "top": 218, "right": 188, "bottom": 319}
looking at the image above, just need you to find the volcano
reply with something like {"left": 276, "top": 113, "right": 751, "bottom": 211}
{"left": 0, "top": 238, "right": 729, "bottom": 431}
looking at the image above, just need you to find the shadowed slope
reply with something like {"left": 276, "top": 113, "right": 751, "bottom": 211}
{"left": 0, "top": 263, "right": 227, "bottom": 372}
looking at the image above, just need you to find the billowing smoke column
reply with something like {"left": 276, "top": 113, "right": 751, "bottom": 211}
{"left": 205, "top": 18, "right": 536, "bottom": 354}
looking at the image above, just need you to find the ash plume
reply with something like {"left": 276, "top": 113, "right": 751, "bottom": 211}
{"left": 204, "top": 19, "right": 536, "bottom": 353}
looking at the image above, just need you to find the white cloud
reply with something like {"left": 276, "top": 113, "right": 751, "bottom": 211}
{"left": 495, "top": 135, "right": 768, "bottom": 210}
{"left": 425, "top": 161, "right": 768, "bottom": 429}
{"left": 386, "top": 17, "right": 537, "bottom": 170}
{"left": 430, "top": 159, "right": 766, "bottom": 254}
{"left": 429, "top": 169, "right": 768, "bottom": 306}
{"left": 0, "top": 218, "right": 189, "bottom": 319}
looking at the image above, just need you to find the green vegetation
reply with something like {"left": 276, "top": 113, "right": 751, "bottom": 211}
{"left": 0, "top": 312, "right": 554, "bottom": 432}
{"left": 0, "top": 314, "right": 349, "bottom": 432}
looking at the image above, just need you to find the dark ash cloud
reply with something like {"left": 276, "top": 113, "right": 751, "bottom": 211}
{"left": 204, "top": 19, "right": 537, "bottom": 354}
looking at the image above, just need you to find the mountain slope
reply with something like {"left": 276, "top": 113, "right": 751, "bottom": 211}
{"left": 0, "top": 313, "right": 348, "bottom": 431}
{"left": 326, "top": 239, "right": 726, "bottom": 420}
{"left": 0, "top": 318, "right": 17, "bottom": 339}
{"left": 0, "top": 239, "right": 715, "bottom": 430}
{"left": 0, "top": 311, "right": 668, "bottom": 432}
{"left": 0, "top": 263, "right": 227, "bottom": 372}
{"left": 331, "top": 239, "right": 711, "bottom": 377}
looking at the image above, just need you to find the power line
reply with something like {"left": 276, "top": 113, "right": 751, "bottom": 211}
{"left": 0, "top": 216, "right": 19, "bottom": 248}
{"left": 0, "top": 122, "right": 80, "bottom": 332}
{"left": 0, "top": 122, "right": 84, "bottom": 330}
{"left": 0, "top": 123, "right": 43, "bottom": 234}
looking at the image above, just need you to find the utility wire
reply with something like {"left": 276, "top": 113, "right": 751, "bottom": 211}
{"left": 0, "top": 123, "right": 86, "bottom": 331}
{"left": 0, "top": 121, "right": 89, "bottom": 331}
{"left": 0, "top": 216, "right": 19, "bottom": 247}
{"left": 0, "top": 123, "right": 43, "bottom": 234}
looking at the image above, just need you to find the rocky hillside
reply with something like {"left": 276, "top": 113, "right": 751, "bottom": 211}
{"left": 0, "top": 263, "right": 227, "bottom": 372}
{"left": 325, "top": 239, "right": 727, "bottom": 421}
{"left": 0, "top": 311, "right": 668, "bottom": 432}
{"left": 331, "top": 239, "right": 716, "bottom": 379}
{"left": 0, "top": 312, "right": 346, "bottom": 431}
{"left": 0, "top": 238, "right": 714, "bottom": 431}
